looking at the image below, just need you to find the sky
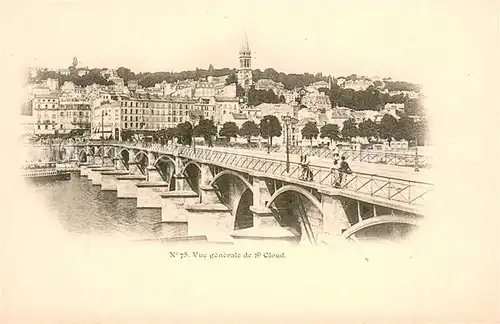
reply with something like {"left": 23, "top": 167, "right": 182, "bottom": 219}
{"left": 0, "top": 0, "right": 497, "bottom": 84}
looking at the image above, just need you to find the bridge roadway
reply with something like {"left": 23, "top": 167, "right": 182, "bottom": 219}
{"left": 194, "top": 145, "right": 430, "bottom": 183}
{"left": 96, "top": 142, "right": 431, "bottom": 215}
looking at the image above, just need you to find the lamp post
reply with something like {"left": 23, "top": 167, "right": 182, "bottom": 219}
{"left": 414, "top": 135, "right": 419, "bottom": 172}
{"left": 283, "top": 115, "right": 291, "bottom": 173}
{"left": 266, "top": 119, "right": 271, "bottom": 154}
{"left": 101, "top": 107, "right": 104, "bottom": 166}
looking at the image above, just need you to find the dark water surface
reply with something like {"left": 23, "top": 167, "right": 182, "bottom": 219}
{"left": 27, "top": 172, "right": 161, "bottom": 238}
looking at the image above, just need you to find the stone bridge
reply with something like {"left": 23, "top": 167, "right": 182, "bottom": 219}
{"left": 75, "top": 142, "right": 432, "bottom": 245}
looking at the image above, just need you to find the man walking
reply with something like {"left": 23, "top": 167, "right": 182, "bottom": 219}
{"left": 338, "top": 156, "right": 352, "bottom": 187}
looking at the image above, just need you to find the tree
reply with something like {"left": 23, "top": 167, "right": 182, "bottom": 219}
{"left": 248, "top": 87, "right": 280, "bottom": 106}
{"left": 219, "top": 122, "right": 239, "bottom": 141}
{"left": 320, "top": 123, "right": 340, "bottom": 144}
{"left": 341, "top": 119, "right": 359, "bottom": 141}
{"left": 208, "top": 64, "right": 214, "bottom": 74}
{"left": 358, "top": 119, "right": 378, "bottom": 141}
{"left": 225, "top": 73, "right": 237, "bottom": 85}
{"left": 72, "top": 57, "right": 78, "bottom": 67}
{"left": 176, "top": 121, "right": 193, "bottom": 145}
{"left": 117, "top": 66, "right": 136, "bottom": 85}
{"left": 239, "top": 120, "right": 260, "bottom": 143}
{"left": 259, "top": 115, "right": 282, "bottom": 146}
{"left": 395, "top": 116, "right": 415, "bottom": 141}
{"left": 193, "top": 118, "right": 217, "bottom": 147}
{"left": 236, "top": 84, "right": 245, "bottom": 97}
{"left": 378, "top": 114, "right": 399, "bottom": 141}
{"left": 415, "top": 119, "right": 428, "bottom": 145}
{"left": 301, "top": 121, "right": 319, "bottom": 147}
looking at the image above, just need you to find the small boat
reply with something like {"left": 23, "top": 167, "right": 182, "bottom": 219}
{"left": 22, "top": 162, "right": 71, "bottom": 182}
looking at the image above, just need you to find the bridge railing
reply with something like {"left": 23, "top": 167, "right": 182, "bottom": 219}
{"left": 196, "top": 143, "right": 431, "bottom": 168}
{"left": 82, "top": 142, "right": 432, "bottom": 208}
{"left": 175, "top": 146, "right": 432, "bottom": 207}
{"left": 77, "top": 140, "right": 431, "bottom": 168}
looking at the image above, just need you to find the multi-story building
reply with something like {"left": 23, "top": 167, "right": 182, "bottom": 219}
{"left": 32, "top": 93, "right": 60, "bottom": 134}
{"left": 343, "top": 79, "right": 373, "bottom": 91}
{"left": 119, "top": 96, "right": 196, "bottom": 131}
{"left": 194, "top": 97, "right": 217, "bottom": 121}
{"left": 194, "top": 82, "right": 216, "bottom": 98}
{"left": 254, "top": 79, "right": 285, "bottom": 94}
{"left": 309, "top": 80, "right": 330, "bottom": 90}
{"left": 215, "top": 97, "right": 239, "bottom": 121}
{"left": 91, "top": 102, "right": 121, "bottom": 139}
{"left": 301, "top": 92, "right": 331, "bottom": 111}
{"left": 280, "top": 90, "right": 299, "bottom": 104}
{"left": 58, "top": 97, "right": 91, "bottom": 134}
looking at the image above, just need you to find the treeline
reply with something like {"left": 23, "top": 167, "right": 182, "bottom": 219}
{"left": 121, "top": 114, "right": 428, "bottom": 147}
{"left": 32, "top": 68, "right": 114, "bottom": 88}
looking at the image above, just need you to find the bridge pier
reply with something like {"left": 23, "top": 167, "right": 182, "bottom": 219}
{"left": 230, "top": 206, "right": 297, "bottom": 246}
{"left": 86, "top": 154, "right": 95, "bottom": 165}
{"left": 136, "top": 181, "right": 170, "bottom": 208}
{"left": 155, "top": 191, "right": 199, "bottom": 237}
{"left": 184, "top": 203, "right": 232, "bottom": 241}
{"left": 113, "top": 157, "right": 127, "bottom": 171}
{"left": 116, "top": 174, "right": 147, "bottom": 198}
{"left": 319, "top": 191, "right": 350, "bottom": 245}
{"left": 79, "top": 163, "right": 94, "bottom": 177}
{"left": 102, "top": 155, "right": 114, "bottom": 167}
{"left": 90, "top": 167, "right": 115, "bottom": 186}
{"left": 231, "top": 176, "right": 297, "bottom": 245}
{"left": 128, "top": 162, "right": 142, "bottom": 175}
{"left": 101, "top": 170, "right": 130, "bottom": 191}
{"left": 94, "top": 156, "right": 103, "bottom": 166}
{"left": 146, "top": 166, "right": 163, "bottom": 182}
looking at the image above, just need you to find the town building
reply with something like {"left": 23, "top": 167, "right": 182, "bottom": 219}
{"left": 300, "top": 91, "right": 331, "bottom": 111}
{"left": 91, "top": 102, "right": 121, "bottom": 139}
{"left": 58, "top": 97, "right": 92, "bottom": 134}
{"left": 46, "top": 78, "right": 59, "bottom": 92}
{"left": 32, "top": 93, "right": 60, "bottom": 134}
{"left": 254, "top": 79, "right": 285, "bottom": 94}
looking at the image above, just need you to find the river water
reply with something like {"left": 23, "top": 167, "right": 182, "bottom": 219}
{"left": 27, "top": 172, "right": 161, "bottom": 239}
{"left": 25, "top": 170, "right": 417, "bottom": 243}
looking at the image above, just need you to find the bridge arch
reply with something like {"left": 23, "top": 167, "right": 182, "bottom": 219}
{"left": 266, "top": 185, "right": 323, "bottom": 218}
{"left": 342, "top": 215, "right": 420, "bottom": 241}
{"left": 154, "top": 154, "right": 176, "bottom": 167}
{"left": 104, "top": 146, "right": 116, "bottom": 157}
{"left": 117, "top": 148, "right": 131, "bottom": 157}
{"left": 180, "top": 160, "right": 202, "bottom": 174}
{"left": 133, "top": 151, "right": 149, "bottom": 164}
{"left": 210, "top": 170, "right": 254, "bottom": 196}
{"left": 96, "top": 146, "right": 105, "bottom": 156}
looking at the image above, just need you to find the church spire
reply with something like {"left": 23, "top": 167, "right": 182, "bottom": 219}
{"left": 240, "top": 32, "right": 250, "bottom": 54}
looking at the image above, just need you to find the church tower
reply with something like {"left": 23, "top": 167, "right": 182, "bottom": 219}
{"left": 237, "top": 33, "right": 253, "bottom": 91}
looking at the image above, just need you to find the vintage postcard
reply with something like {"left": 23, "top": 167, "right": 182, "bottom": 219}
{"left": 2, "top": 0, "right": 498, "bottom": 322}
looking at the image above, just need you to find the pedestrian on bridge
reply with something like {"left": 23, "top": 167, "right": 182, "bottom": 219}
{"left": 300, "top": 155, "right": 313, "bottom": 181}
{"left": 331, "top": 153, "right": 340, "bottom": 187}
{"left": 338, "top": 156, "right": 353, "bottom": 187}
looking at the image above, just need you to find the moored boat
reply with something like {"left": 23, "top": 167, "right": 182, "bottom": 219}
{"left": 22, "top": 162, "right": 71, "bottom": 182}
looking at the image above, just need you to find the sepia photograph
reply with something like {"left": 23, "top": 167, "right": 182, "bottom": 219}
{"left": 3, "top": 0, "right": 498, "bottom": 322}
